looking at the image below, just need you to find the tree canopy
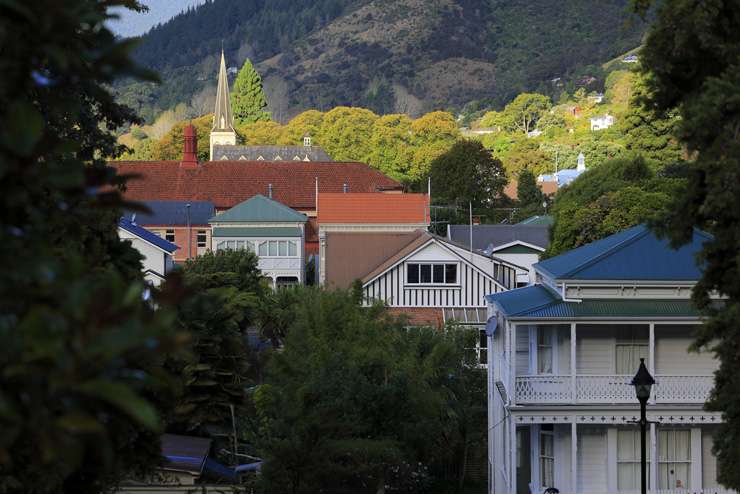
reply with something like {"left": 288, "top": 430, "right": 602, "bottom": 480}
{"left": 231, "top": 59, "right": 270, "bottom": 125}
{"left": 429, "top": 140, "right": 508, "bottom": 209}
{"left": 633, "top": 0, "right": 740, "bottom": 488}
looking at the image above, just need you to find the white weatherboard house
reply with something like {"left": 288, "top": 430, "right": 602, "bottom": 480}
{"left": 118, "top": 217, "right": 177, "bottom": 286}
{"left": 485, "top": 225, "right": 732, "bottom": 494}
{"left": 210, "top": 194, "right": 307, "bottom": 287}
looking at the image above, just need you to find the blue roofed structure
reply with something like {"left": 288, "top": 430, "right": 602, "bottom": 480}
{"left": 119, "top": 217, "right": 178, "bottom": 254}
{"left": 534, "top": 224, "right": 710, "bottom": 281}
{"left": 125, "top": 201, "right": 216, "bottom": 226}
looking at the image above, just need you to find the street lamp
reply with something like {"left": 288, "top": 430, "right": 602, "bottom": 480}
{"left": 631, "top": 358, "right": 655, "bottom": 494}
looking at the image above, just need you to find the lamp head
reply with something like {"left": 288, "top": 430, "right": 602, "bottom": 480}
{"left": 630, "top": 358, "right": 655, "bottom": 402}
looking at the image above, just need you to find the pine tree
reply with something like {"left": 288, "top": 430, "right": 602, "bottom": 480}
{"left": 231, "top": 59, "right": 270, "bottom": 125}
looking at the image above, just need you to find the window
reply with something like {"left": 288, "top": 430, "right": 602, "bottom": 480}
{"left": 537, "top": 329, "right": 553, "bottom": 374}
{"left": 406, "top": 263, "right": 458, "bottom": 285}
{"left": 618, "top": 429, "right": 650, "bottom": 491}
{"left": 165, "top": 229, "right": 175, "bottom": 242}
{"left": 615, "top": 327, "right": 649, "bottom": 374}
{"left": 196, "top": 230, "right": 207, "bottom": 248}
{"left": 658, "top": 429, "right": 691, "bottom": 489}
{"left": 256, "top": 240, "right": 297, "bottom": 257}
{"left": 539, "top": 425, "right": 555, "bottom": 488}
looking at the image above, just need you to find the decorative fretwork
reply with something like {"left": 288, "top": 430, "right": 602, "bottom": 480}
{"left": 514, "top": 375, "right": 714, "bottom": 404}
{"left": 514, "top": 413, "right": 723, "bottom": 425}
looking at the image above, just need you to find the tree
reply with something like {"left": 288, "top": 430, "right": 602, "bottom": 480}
{"left": 0, "top": 1, "right": 182, "bottom": 492}
{"left": 317, "top": 106, "right": 378, "bottom": 163}
{"left": 409, "top": 111, "right": 460, "bottom": 182}
{"left": 633, "top": 1, "right": 740, "bottom": 488}
{"left": 546, "top": 156, "right": 684, "bottom": 256}
{"left": 501, "top": 93, "right": 552, "bottom": 135}
{"left": 231, "top": 59, "right": 270, "bottom": 125}
{"left": 252, "top": 289, "right": 484, "bottom": 494}
{"left": 366, "top": 114, "right": 416, "bottom": 183}
{"left": 166, "top": 250, "right": 264, "bottom": 445}
{"left": 515, "top": 169, "right": 546, "bottom": 221}
{"left": 151, "top": 114, "right": 212, "bottom": 162}
{"left": 429, "top": 140, "right": 507, "bottom": 208}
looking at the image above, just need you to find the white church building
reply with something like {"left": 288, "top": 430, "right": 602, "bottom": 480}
{"left": 485, "top": 225, "right": 733, "bottom": 494}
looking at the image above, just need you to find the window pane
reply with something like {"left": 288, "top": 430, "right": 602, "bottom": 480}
{"left": 407, "top": 264, "right": 419, "bottom": 283}
{"left": 446, "top": 264, "right": 457, "bottom": 284}
{"left": 216, "top": 241, "right": 225, "bottom": 250}
{"left": 288, "top": 242, "right": 297, "bottom": 256}
{"left": 420, "top": 264, "right": 432, "bottom": 283}
{"left": 279, "top": 241, "right": 288, "bottom": 256}
{"left": 165, "top": 229, "right": 175, "bottom": 242}
{"left": 258, "top": 242, "right": 268, "bottom": 256}
{"left": 433, "top": 264, "right": 444, "bottom": 283}
{"left": 245, "top": 241, "right": 253, "bottom": 251}
{"left": 269, "top": 241, "right": 278, "bottom": 256}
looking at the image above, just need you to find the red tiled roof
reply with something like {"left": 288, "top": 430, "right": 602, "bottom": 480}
{"left": 113, "top": 161, "right": 402, "bottom": 210}
{"left": 317, "top": 193, "right": 429, "bottom": 224}
{"left": 504, "top": 180, "right": 558, "bottom": 200}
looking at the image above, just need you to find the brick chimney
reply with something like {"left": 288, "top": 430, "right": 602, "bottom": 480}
{"left": 180, "top": 124, "right": 198, "bottom": 169}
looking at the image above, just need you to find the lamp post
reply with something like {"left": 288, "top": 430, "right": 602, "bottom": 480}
{"left": 631, "top": 358, "right": 655, "bottom": 494}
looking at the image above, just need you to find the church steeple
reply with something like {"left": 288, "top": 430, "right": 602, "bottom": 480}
{"left": 210, "top": 50, "right": 237, "bottom": 160}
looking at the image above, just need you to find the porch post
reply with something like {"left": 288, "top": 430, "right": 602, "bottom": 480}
{"left": 571, "top": 421, "right": 578, "bottom": 494}
{"left": 510, "top": 323, "right": 516, "bottom": 405}
{"left": 570, "top": 323, "right": 577, "bottom": 403}
{"left": 648, "top": 323, "right": 655, "bottom": 404}
{"left": 650, "top": 422, "right": 657, "bottom": 493}
{"left": 510, "top": 418, "right": 517, "bottom": 494}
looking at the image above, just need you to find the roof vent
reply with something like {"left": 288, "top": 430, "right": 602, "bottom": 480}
{"left": 343, "top": 183, "right": 348, "bottom": 193}
{"left": 268, "top": 183, "right": 273, "bottom": 199}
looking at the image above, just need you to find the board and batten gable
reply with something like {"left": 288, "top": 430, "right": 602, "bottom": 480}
{"left": 362, "top": 237, "right": 514, "bottom": 308}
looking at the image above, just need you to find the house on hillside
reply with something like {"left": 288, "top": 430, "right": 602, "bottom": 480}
{"left": 210, "top": 195, "right": 307, "bottom": 287}
{"left": 485, "top": 225, "right": 729, "bottom": 494}
{"left": 124, "top": 201, "right": 215, "bottom": 262}
{"left": 538, "top": 153, "right": 588, "bottom": 189}
{"left": 623, "top": 54, "right": 639, "bottom": 63}
{"left": 590, "top": 114, "right": 615, "bottom": 131}
{"left": 118, "top": 217, "right": 177, "bottom": 286}
{"left": 447, "top": 224, "right": 549, "bottom": 287}
{"left": 317, "top": 193, "right": 431, "bottom": 285}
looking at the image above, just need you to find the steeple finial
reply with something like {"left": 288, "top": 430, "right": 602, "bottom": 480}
{"left": 213, "top": 49, "right": 234, "bottom": 133}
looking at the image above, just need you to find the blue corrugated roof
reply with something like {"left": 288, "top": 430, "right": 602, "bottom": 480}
{"left": 210, "top": 195, "right": 307, "bottom": 224}
{"left": 125, "top": 201, "right": 215, "bottom": 226}
{"left": 119, "top": 218, "right": 178, "bottom": 253}
{"left": 485, "top": 285, "right": 560, "bottom": 316}
{"left": 535, "top": 225, "right": 710, "bottom": 281}
{"left": 486, "top": 285, "right": 702, "bottom": 320}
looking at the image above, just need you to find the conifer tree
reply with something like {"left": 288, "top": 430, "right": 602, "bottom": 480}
{"left": 231, "top": 59, "right": 270, "bottom": 125}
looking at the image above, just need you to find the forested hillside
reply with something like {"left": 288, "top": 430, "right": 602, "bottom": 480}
{"left": 118, "top": 0, "right": 645, "bottom": 122}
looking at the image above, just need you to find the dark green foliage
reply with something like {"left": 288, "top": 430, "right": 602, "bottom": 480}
{"left": 516, "top": 169, "right": 546, "bottom": 221}
{"left": 546, "top": 157, "right": 684, "bottom": 256}
{"left": 167, "top": 250, "right": 264, "bottom": 439}
{"left": 0, "top": 1, "right": 183, "bottom": 492}
{"left": 231, "top": 59, "right": 270, "bottom": 125}
{"left": 251, "top": 289, "right": 485, "bottom": 493}
{"left": 633, "top": 1, "right": 740, "bottom": 488}
{"left": 430, "top": 140, "right": 508, "bottom": 209}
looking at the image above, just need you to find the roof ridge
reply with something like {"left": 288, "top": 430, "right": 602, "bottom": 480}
{"left": 562, "top": 225, "right": 649, "bottom": 278}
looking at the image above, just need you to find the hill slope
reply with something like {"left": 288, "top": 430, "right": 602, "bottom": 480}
{"left": 123, "top": 0, "right": 645, "bottom": 120}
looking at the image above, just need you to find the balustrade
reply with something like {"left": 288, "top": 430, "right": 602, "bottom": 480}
{"left": 514, "top": 375, "right": 713, "bottom": 404}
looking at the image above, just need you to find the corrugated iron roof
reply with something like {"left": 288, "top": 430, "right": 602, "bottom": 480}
{"left": 535, "top": 224, "right": 711, "bottom": 281}
{"left": 318, "top": 193, "right": 429, "bottom": 224}
{"left": 209, "top": 195, "right": 307, "bottom": 224}
{"left": 212, "top": 227, "right": 302, "bottom": 237}
{"left": 448, "top": 224, "right": 550, "bottom": 250}
{"left": 119, "top": 218, "right": 178, "bottom": 253}
{"left": 125, "top": 200, "right": 215, "bottom": 226}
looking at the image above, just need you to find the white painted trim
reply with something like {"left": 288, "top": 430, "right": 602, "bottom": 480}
{"left": 650, "top": 422, "right": 658, "bottom": 492}
{"left": 570, "top": 323, "right": 577, "bottom": 404}
{"left": 649, "top": 323, "right": 656, "bottom": 405}
{"left": 571, "top": 422, "right": 577, "bottom": 494}
{"left": 607, "top": 427, "right": 617, "bottom": 494}
{"left": 492, "top": 240, "right": 546, "bottom": 252}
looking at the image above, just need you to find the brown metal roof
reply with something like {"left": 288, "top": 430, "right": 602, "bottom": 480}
{"left": 324, "top": 231, "right": 425, "bottom": 289}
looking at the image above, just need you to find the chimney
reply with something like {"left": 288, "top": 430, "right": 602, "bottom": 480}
{"left": 180, "top": 124, "right": 198, "bottom": 169}
{"left": 268, "top": 183, "right": 273, "bottom": 199}
{"left": 343, "top": 183, "right": 348, "bottom": 193}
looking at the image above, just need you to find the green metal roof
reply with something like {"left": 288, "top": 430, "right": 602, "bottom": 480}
{"left": 212, "top": 227, "right": 302, "bottom": 238}
{"left": 485, "top": 285, "right": 702, "bottom": 320}
{"left": 518, "top": 215, "right": 554, "bottom": 226}
{"left": 209, "top": 194, "right": 307, "bottom": 224}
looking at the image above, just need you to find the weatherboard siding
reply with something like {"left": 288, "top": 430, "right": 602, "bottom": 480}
{"left": 577, "top": 426, "right": 608, "bottom": 494}
{"left": 655, "top": 325, "right": 717, "bottom": 375}
{"left": 363, "top": 262, "right": 505, "bottom": 308}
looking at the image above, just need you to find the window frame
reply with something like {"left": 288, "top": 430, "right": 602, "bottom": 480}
{"left": 617, "top": 429, "right": 651, "bottom": 492}
{"left": 539, "top": 426, "right": 555, "bottom": 489}
{"left": 196, "top": 230, "right": 207, "bottom": 248}
{"left": 658, "top": 429, "right": 691, "bottom": 490}
{"left": 165, "top": 229, "right": 175, "bottom": 242}
{"left": 256, "top": 240, "right": 298, "bottom": 258}
{"left": 405, "top": 262, "right": 460, "bottom": 286}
